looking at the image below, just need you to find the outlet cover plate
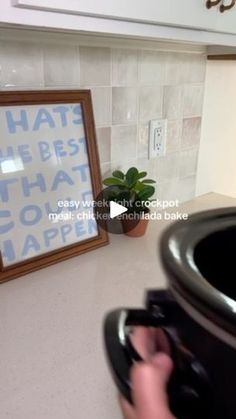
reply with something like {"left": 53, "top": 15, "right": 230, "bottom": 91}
{"left": 149, "top": 119, "right": 167, "bottom": 158}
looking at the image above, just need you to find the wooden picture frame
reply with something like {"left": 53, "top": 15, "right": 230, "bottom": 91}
{"left": 0, "top": 90, "right": 109, "bottom": 283}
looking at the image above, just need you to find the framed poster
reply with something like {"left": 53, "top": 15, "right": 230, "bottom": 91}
{"left": 0, "top": 90, "right": 108, "bottom": 283}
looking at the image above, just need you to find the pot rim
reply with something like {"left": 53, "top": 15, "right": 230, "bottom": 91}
{"left": 160, "top": 207, "right": 236, "bottom": 337}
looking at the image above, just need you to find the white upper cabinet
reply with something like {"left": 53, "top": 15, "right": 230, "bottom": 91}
{"left": 1, "top": 0, "right": 236, "bottom": 46}
{"left": 12, "top": 0, "right": 236, "bottom": 35}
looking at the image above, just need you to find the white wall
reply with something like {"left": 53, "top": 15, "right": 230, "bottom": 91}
{"left": 196, "top": 59, "right": 236, "bottom": 198}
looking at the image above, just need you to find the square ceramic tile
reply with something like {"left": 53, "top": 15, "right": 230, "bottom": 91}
{"left": 91, "top": 87, "right": 111, "bottom": 126}
{"left": 110, "top": 158, "right": 157, "bottom": 183}
{"left": 182, "top": 117, "right": 202, "bottom": 149}
{"left": 0, "top": 41, "right": 44, "bottom": 88}
{"left": 179, "top": 148, "right": 199, "bottom": 178}
{"left": 183, "top": 84, "right": 204, "bottom": 118}
{"left": 159, "top": 175, "right": 196, "bottom": 203}
{"left": 163, "top": 86, "right": 183, "bottom": 120}
{"left": 111, "top": 125, "right": 137, "bottom": 162}
{"left": 135, "top": 158, "right": 157, "bottom": 180}
{"left": 139, "top": 86, "right": 163, "bottom": 123}
{"left": 188, "top": 54, "right": 206, "bottom": 83}
{"left": 110, "top": 159, "right": 137, "bottom": 176}
{"left": 158, "top": 180, "right": 180, "bottom": 201}
{"left": 112, "top": 49, "right": 138, "bottom": 86}
{"left": 165, "top": 52, "right": 184, "bottom": 86}
{"left": 100, "top": 162, "right": 111, "bottom": 178}
{"left": 166, "top": 120, "right": 182, "bottom": 153}
{"left": 96, "top": 127, "right": 111, "bottom": 164}
{"left": 156, "top": 152, "right": 180, "bottom": 183}
{"left": 182, "top": 54, "right": 207, "bottom": 84}
{"left": 139, "top": 50, "right": 167, "bottom": 85}
{"left": 113, "top": 159, "right": 153, "bottom": 181}
{"left": 112, "top": 87, "right": 137, "bottom": 124}
{"left": 43, "top": 44, "right": 79, "bottom": 86}
{"left": 166, "top": 53, "right": 206, "bottom": 85}
{"left": 177, "top": 175, "right": 196, "bottom": 202}
{"left": 80, "top": 47, "right": 111, "bottom": 86}
{"left": 138, "top": 124, "right": 149, "bottom": 158}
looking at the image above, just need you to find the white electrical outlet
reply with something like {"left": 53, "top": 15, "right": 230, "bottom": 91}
{"left": 149, "top": 119, "right": 167, "bottom": 158}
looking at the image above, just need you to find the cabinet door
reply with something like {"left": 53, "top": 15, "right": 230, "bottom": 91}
{"left": 12, "top": 0, "right": 236, "bottom": 35}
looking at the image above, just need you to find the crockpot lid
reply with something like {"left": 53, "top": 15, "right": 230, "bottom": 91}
{"left": 160, "top": 207, "right": 236, "bottom": 337}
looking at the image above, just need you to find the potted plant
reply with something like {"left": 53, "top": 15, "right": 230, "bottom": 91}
{"left": 103, "top": 167, "right": 156, "bottom": 237}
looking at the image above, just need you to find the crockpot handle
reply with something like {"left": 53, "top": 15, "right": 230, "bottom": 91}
{"left": 104, "top": 305, "right": 212, "bottom": 418}
{"left": 104, "top": 308, "right": 168, "bottom": 403}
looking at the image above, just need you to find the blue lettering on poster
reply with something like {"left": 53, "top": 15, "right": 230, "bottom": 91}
{"left": 0, "top": 103, "right": 96, "bottom": 266}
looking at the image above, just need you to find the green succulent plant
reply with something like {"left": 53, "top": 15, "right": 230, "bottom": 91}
{"left": 103, "top": 167, "right": 156, "bottom": 212}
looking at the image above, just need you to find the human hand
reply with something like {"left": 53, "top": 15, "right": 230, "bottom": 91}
{"left": 119, "top": 327, "right": 175, "bottom": 419}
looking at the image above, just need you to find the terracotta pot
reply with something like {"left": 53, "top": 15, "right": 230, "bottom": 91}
{"left": 122, "top": 211, "right": 149, "bottom": 237}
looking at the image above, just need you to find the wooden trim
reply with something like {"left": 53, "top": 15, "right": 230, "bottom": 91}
{"left": 208, "top": 54, "right": 236, "bottom": 60}
{"left": 0, "top": 90, "right": 109, "bottom": 283}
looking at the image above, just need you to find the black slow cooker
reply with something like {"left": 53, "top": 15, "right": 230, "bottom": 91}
{"left": 104, "top": 208, "right": 236, "bottom": 419}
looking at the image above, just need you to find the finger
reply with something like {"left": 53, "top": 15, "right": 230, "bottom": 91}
{"left": 119, "top": 396, "right": 136, "bottom": 419}
{"left": 130, "top": 327, "right": 157, "bottom": 359}
{"left": 131, "top": 353, "right": 175, "bottom": 419}
{"left": 153, "top": 328, "right": 171, "bottom": 355}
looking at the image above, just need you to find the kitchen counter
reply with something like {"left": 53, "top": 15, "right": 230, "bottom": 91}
{"left": 1, "top": 192, "right": 236, "bottom": 419}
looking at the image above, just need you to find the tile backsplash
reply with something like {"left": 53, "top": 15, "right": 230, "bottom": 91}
{"left": 0, "top": 34, "right": 206, "bottom": 203}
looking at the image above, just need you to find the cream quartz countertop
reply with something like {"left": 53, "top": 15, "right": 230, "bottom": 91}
{"left": 1, "top": 192, "right": 236, "bottom": 419}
